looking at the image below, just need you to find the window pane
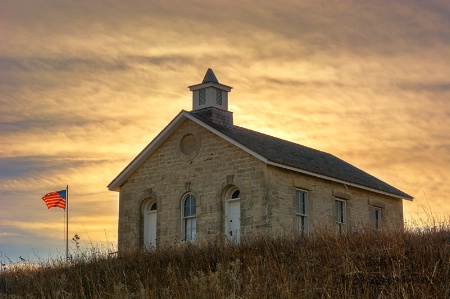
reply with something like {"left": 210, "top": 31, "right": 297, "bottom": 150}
{"left": 191, "top": 195, "right": 196, "bottom": 215}
{"left": 184, "top": 195, "right": 197, "bottom": 217}
{"left": 185, "top": 218, "right": 191, "bottom": 240}
{"left": 371, "top": 208, "right": 381, "bottom": 230}
{"left": 336, "top": 200, "right": 344, "bottom": 223}
{"left": 296, "top": 191, "right": 308, "bottom": 234}
{"left": 184, "top": 196, "right": 190, "bottom": 217}
{"left": 192, "top": 218, "right": 197, "bottom": 240}
{"left": 185, "top": 219, "right": 192, "bottom": 240}
{"left": 298, "top": 216, "right": 305, "bottom": 233}
{"left": 185, "top": 218, "right": 196, "bottom": 241}
{"left": 296, "top": 191, "right": 307, "bottom": 214}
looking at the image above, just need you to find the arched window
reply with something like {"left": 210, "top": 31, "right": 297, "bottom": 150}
{"left": 225, "top": 187, "right": 241, "bottom": 242}
{"left": 144, "top": 201, "right": 157, "bottom": 249}
{"left": 182, "top": 194, "right": 197, "bottom": 241}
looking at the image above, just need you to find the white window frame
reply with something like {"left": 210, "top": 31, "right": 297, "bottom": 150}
{"left": 295, "top": 189, "right": 308, "bottom": 235}
{"left": 335, "top": 199, "right": 346, "bottom": 234}
{"left": 181, "top": 194, "right": 197, "bottom": 241}
{"left": 371, "top": 206, "right": 382, "bottom": 231}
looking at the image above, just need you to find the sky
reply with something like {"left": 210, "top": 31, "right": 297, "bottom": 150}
{"left": 1, "top": 0, "right": 449, "bottom": 263}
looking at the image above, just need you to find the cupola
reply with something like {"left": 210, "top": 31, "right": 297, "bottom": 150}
{"left": 189, "top": 68, "right": 232, "bottom": 110}
{"left": 189, "top": 69, "right": 234, "bottom": 127}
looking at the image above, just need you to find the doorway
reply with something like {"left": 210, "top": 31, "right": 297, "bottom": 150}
{"left": 144, "top": 202, "right": 157, "bottom": 249}
{"left": 225, "top": 188, "right": 241, "bottom": 242}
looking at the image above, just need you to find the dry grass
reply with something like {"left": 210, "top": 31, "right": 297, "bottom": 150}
{"left": 1, "top": 224, "right": 449, "bottom": 298}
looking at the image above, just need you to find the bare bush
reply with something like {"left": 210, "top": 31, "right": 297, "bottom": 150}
{"left": 1, "top": 223, "right": 449, "bottom": 298}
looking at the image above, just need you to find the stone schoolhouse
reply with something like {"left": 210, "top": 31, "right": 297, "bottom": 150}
{"left": 108, "top": 69, "right": 413, "bottom": 250}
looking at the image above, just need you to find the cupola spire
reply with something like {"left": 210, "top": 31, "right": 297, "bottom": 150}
{"left": 202, "top": 68, "right": 219, "bottom": 83}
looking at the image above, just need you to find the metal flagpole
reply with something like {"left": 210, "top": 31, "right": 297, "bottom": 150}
{"left": 63, "top": 199, "right": 66, "bottom": 260}
{"left": 66, "top": 185, "right": 69, "bottom": 262}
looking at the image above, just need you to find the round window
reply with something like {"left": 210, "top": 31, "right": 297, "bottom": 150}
{"left": 176, "top": 128, "right": 201, "bottom": 161}
{"left": 180, "top": 134, "right": 197, "bottom": 155}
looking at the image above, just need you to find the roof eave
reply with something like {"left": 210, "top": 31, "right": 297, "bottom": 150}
{"left": 188, "top": 82, "right": 232, "bottom": 91}
{"left": 266, "top": 160, "right": 413, "bottom": 200}
{"left": 185, "top": 116, "right": 413, "bottom": 200}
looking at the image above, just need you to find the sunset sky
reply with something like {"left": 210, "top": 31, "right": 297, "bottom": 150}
{"left": 1, "top": 0, "right": 449, "bottom": 263}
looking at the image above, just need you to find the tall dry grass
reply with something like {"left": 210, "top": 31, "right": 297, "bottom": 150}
{"left": 1, "top": 224, "right": 449, "bottom": 298}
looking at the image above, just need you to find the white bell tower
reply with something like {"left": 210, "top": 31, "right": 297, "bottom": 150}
{"left": 189, "top": 68, "right": 232, "bottom": 111}
{"left": 188, "top": 69, "right": 234, "bottom": 127}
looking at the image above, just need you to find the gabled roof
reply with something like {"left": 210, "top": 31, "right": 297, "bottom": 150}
{"left": 108, "top": 110, "right": 413, "bottom": 200}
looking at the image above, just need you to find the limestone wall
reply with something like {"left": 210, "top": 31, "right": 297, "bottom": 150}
{"left": 265, "top": 166, "right": 404, "bottom": 235}
{"left": 117, "top": 119, "right": 404, "bottom": 250}
{"left": 118, "top": 119, "right": 268, "bottom": 250}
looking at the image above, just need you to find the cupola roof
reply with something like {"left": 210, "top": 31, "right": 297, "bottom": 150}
{"left": 202, "top": 68, "right": 219, "bottom": 83}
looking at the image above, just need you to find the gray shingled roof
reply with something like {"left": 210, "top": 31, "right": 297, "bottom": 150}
{"left": 190, "top": 112, "right": 412, "bottom": 199}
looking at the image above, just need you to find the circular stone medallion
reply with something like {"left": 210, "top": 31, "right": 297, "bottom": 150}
{"left": 176, "top": 128, "right": 201, "bottom": 161}
{"left": 180, "top": 134, "right": 196, "bottom": 155}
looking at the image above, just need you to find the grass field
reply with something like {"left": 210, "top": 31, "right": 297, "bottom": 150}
{"left": 1, "top": 223, "right": 449, "bottom": 298}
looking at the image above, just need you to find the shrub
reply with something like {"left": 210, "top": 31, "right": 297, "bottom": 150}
{"left": 1, "top": 224, "right": 449, "bottom": 298}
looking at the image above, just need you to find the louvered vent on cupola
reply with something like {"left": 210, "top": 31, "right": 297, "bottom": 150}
{"left": 199, "top": 89, "right": 206, "bottom": 106}
{"left": 216, "top": 89, "right": 223, "bottom": 106}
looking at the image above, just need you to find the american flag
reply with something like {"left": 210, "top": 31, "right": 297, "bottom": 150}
{"left": 42, "top": 190, "right": 66, "bottom": 209}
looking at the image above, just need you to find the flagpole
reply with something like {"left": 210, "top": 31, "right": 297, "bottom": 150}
{"left": 63, "top": 201, "right": 66, "bottom": 259}
{"left": 66, "top": 185, "right": 69, "bottom": 262}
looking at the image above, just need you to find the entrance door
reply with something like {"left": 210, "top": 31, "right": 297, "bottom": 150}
{"left": 144, "top": 202, "right": 157, "bottom": 249}
{"left": 225, "top": 189, "right": 241, "bottom": 242}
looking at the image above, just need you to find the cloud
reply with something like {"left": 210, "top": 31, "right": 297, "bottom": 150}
{"left": 0, "top": 0, "right": 449, "bottom": 263}
{"left": 0, "top": 232, "right": 20, "bottom": 237}
{"left": 398, "top": 81, "right": 450, "bottom": 92}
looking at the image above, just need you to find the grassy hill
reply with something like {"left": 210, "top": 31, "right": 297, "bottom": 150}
{"left": 1, "top": 224, "right": 449, "bottom": 298}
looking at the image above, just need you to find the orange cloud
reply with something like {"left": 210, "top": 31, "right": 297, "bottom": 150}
{"left": 1, "top": 0, "right": 449, "bottom": 262}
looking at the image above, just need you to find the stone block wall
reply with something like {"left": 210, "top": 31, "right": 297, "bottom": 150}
{"left": 265, "top": 166, "right": 404, "bottom": 235}
{"left": 117, "top": 119, "right": 404, "bottom": 250}
{"left": 118, "top": 119, "right": 268, "bottom": 250}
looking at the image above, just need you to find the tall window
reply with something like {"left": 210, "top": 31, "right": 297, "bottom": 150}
{"left": 182, "top": 194, "right": 197, "bottom": 241}
{"left": 296, "top": 190, "right": 308, "bottom": 234}
{"left": 371, "top": 207, "right": 382, "bottom": 231}
{"left": 335, "top": 199, "right": 346, "bottom": 234}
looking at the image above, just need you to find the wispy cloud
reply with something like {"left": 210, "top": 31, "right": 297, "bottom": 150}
{"left": 1, "top": 0, "right": 449, "bottom": 262}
